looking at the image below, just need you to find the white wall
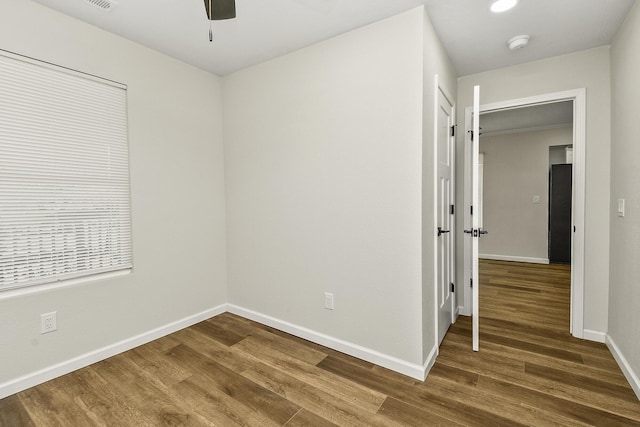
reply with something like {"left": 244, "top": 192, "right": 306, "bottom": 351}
{"left": 609, "top": 0, "right": 640, "bottom": 397}
{"left": 456, "top": 47, "right": 611, "bottom": 334}
{"left": 0, "top": 0, "right": 227, "bottom": 393}
{"left": 223, "top": 9, "right": 426, "bottom": 366}
{"left": 421, "top": 10, "right": 458, "bottom": 363}
{"left": 479, "top": 127, "right": 572, "bottom": 262}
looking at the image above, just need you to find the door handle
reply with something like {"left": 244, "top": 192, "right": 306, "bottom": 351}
{"left": 463, "top": 228, "right": 488, "bottom": 237}
{"left": 437, "top": 227, "right": 450, "bottom": 237}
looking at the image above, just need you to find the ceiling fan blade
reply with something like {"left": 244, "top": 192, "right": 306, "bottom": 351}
{"left": 204, "top": 0, "right": 236, "bottom": 20}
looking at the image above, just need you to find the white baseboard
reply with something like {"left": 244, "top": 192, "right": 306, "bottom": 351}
{"left": 0, "top": 305, "right": 226, "bottom": 400}
{"left": 2, "top": 303, "right": 435, "bottom": 399}
{"left": 458, "top": 305, "right": 470, "bottom": 316}
{"left": 423, "top": 343, "right": 438, "bottom": 380}
{"left": 582, "top": 329, "right": 606, "bottom": 343}
{"left": 606, "top": 335, "right": 640, "bottom": 400}
{"left": 227, "top": 304, "right": 427, "bottom": 381}
{"left": 480, "top": 254, "right": 549, "bottom": 264}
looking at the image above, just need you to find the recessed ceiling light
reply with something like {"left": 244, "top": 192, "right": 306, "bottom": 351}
{"left": 491, "top": 0, "right": 518, "bottom": 13}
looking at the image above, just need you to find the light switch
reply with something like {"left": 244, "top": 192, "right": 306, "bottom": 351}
{"left": 618, "top": 199, "right": 625, "bottom": 217}
{"left": 533, "top": 195, "right": 541, "bottom": 204}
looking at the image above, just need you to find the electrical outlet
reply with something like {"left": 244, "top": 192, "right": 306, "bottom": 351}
{"left": 533, "top": 195, "right": 541, "bottom": 204}
{"left": 41, "top": 312, "right": 57, "bottom": 334}
{"left": 324, "top": 293, "right": 334, "bottom": 310}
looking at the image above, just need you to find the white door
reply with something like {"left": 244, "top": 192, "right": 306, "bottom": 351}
{"left": 470, "top": 85, "right": 481, "bottom": 351}
{"left": 437, "top": 85, "right": 455, "bottom": 345}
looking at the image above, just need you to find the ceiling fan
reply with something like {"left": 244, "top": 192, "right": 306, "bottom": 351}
{"left": 204, "top": 0, "right": 236, "bottom": 41}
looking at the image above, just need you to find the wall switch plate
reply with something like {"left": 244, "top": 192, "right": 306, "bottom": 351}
{"left": 533, "top": 195, "right": 541, "bottom": 204}
{"left": 618, "top": 199, "right": 625, "bottom": 217}
{"left": 324, "top": 293, "right": 334, "bottom": 310}
{"left": 41, "top": 312, "right": 57, "bottom": 334}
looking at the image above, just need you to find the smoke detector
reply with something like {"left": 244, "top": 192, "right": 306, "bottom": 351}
{"left": 508, "top": 35, "right": 530, "bottom": 51}
{"left": 83, "top": 0, "right": 118, "bottom": 11}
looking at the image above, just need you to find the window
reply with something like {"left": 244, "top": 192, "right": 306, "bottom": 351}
{"left": 0, "top": 50, "right": 132, "bottom": 291}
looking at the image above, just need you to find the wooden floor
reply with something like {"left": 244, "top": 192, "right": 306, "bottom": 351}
{"left": 2, "top": 260, "right": 640, "bottom": 426}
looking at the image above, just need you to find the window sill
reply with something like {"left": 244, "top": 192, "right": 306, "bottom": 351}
{"left": 0, "top": 270, "right": 132, "bottom": 301}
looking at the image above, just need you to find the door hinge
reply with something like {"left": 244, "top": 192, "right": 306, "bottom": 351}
{"left": 470, "top": 130, "right": 474, "bottom": 141}
{"left": 470, "top": 205, "right": 473, "bottom": 215}
{"left": 470, "top": 278, "right": 473, "bottom": 288}
{"left": 450, "top": 125, "right": 456, "bottom": 137}
{"left": 450, "top": 204, "right": 455, "bottom": 215}
{"left": 450, "top": 282, "right": 455, "bottom": 292}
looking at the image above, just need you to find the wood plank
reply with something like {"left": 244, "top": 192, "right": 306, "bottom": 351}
{"left": 91, "top": 353, "right": 212, "bottom": 427}
{"left": 191, "top": 319, "right": 246, "bottom": 346}
{"left": 436, "top": 343, "right": 640, "bottom": 422}
{"left": 169, "top": 374, "right": 266, "bottom": 427}
{"left": 0, "top": 394, "right": 35, "bottom": 427}
{"left": 524, "top": 362, "right": 640, "bottom": 406}
{"left": 53, "top": 367, "right": 153, "bottom": 427}
{"left": 240, "top": 359, "right": 401, "bottom": 427}
{"left": 377, "top": 396, "right": 466, "bottom": 426}
{"left": 425, "top": 369, "right": 591, "bottom": 427}
{"left": 317, "top": 354, "right": 526, "bottom": 427}
{"left": 164, "top": 343, "right": 301, "bottom": 425}
{"left": 283, "top": 408, "right": 338, "bottom": 427}
{"left": 240, "top": 327, "right": 329, "bottom": 366}
{"left": 233, "top": 335, "right": 386, "bottom": 414}
{"left": 17, "top": 381, "right": 99, "bottom": 427}
{"left": 478, "top": 375, "right": 640, "bottom": 426}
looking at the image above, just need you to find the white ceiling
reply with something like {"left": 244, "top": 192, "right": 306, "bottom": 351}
{"left": 32, "top": 0, "right": 427, "bottom": 76}
{"left": 425, "top": 0, "right": 636, "bottom": 76}
{"left": 32, "top": 0, "right": 636, "bottom": 76}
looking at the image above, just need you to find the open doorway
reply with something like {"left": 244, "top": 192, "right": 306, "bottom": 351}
{"left": 463, "top": 89, "right": 586, "bottom": 344}
{"left": 478, "top": 101, "right": 573, "bottom": 266}
{"left": 475, "top": 101, "right": 575, "bottom": 340}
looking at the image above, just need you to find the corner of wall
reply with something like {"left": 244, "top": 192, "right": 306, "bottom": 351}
{"left": 606, "top": 334, "right": 640, "bottom": 400}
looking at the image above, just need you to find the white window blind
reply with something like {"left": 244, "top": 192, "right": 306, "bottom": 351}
{"left": 0, "top": 50, "right": 132, "bottom": 291}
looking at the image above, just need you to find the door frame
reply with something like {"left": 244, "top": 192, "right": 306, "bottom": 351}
{"left": 434, "top": 75, "right": 457, "bottom": 350}
{"left": 462, "top": 88, "right": 586, "bottom": 339}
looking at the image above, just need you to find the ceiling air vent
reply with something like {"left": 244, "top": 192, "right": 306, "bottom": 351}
{"left": 83, "top": 0, "right": 118, "bottom": 11}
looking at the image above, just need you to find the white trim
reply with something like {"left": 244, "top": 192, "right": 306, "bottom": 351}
{"left": 471, "top": 85, "right": 480, "bottom": 352}
{"left": 0, "top": 48, "right": 126, "bottom": 89}
{"left": 606, "top": 335, "right": 640, "bottom": 400}
{"left": 570, "top": 89, "right": 586, "bottom": 339}
{"left": 434, "top": 75, "right": 457, "bottom": 350}
{"left": 0, "top": 305, "right": 226, "bottom": 399}
{"left": 422, "top": 343, "right": 438, "bottom": 380}
{"left": 463, "top": 106, "right": 472, "bottom": 317}
{"left": 227, "top": 304, "right": 427, "bottom": 381}
{"left": 0, "top": 270, "right": 131, "bottom": 301}
{"left": 479, "top": 254, "right": 550, "bottom": 264}
{"left": 582, "top": 329, "right": 606, "bottom": 343}
{"left": 462, "top": 88, "right": 586, "bottom": 340}
{"left": 458, "top": 305, "right": 469, "bottom": 316}
{"left": 433, "top": 74, "right": 440, "bottom": 354}
{"left": 480, "top": 122, "right": 571, "bottom": 138}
